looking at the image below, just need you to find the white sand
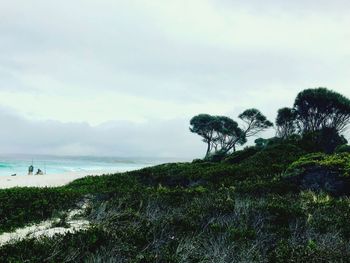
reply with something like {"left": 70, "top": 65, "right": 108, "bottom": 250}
{"left": 0, "top": 198, "right": 91, "bottom": 246}
{"left": 0, "top": 170, "right": 120, "bottom": 189}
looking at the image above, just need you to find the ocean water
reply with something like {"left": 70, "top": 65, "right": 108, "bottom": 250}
{"left": 0, "top": 155, "right": 172, "bottom": 176}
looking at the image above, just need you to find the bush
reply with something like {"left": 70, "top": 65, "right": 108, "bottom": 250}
{"left": 285, "top": 153, "right": 350, "bottom": 195}
{"left": 298, "top": 128, "right": 348, "bottom": 153}
{"left": 288, "top": 153, "right": 350, "bottom": 176}
{"left": 237, "top": 144, "right": 305, "bottom": 177}
{"left": 0, "top": 187, "right": 80, "bottom": 233}
{"left": 270, "top": 240, "right": 348, "bottom": 263}
{"left": 0, "top": 228, "right": 113, "bottom": 262}
{"left": 335, "top": 144, "right": 350, "bottom": 153}
{"left": 205, "top": 150, "right": 228, "bottom": 162}
{"left": 223, "top": 147, "right": 259, "bottom": 164}
{"left": 6, "top": 144, "right": 350, "bottom": 262}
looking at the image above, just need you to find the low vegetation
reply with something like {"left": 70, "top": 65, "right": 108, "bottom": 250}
{"left": 1, "top": 88, "right": 350, "bottom": 262}
{"left": 1, "top": 143, "right": 350, "bottom": 262}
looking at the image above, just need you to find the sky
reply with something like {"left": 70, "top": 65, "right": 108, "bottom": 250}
{"left": 0, "top": 0, "right": 350, "bottom": 158}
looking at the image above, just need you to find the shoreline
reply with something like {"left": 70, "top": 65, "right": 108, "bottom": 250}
{"left": 0, "top": 170, "right": 120, "bottom": 189}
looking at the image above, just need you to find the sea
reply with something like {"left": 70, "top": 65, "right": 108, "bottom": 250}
{"left": 0, "top": 154, "right": 182, "bottom": 176}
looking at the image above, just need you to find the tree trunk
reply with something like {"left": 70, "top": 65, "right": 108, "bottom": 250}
{"left": 205, "top": 141, "right": 211, "bottom": 158}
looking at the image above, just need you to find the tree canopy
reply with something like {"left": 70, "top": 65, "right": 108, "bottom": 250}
{"left": 238, "top": 108, "right": 274, "bottom": 137}
{"left": 294, "top": 87, "right": 350, "bottom": 133}
{"left": 276, "top": 107, "right": 297, "bottom": 139}
{"left": 189, "top": 114, "right": 217, "bottom": 157}
{"left": 212, "top": 116, "right": 246, "bottom": 154}
{"left": 190, "top": 87, "right": 350, "bottom": 159}
{"left": 190, "top": 109, "right": 272, "bottom": 158}
{"left": 190, "top": 114, "right": 246, "bottom": 158}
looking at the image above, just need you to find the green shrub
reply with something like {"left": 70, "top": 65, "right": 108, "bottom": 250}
{"left": 237, "top": 144, "right": 305, "bottom": 177}
{"left": 227, "top": 227, "right": 257, "bottom": 242}
{"left": 0, "top": 228, "right": 113, "bottom": 262}
{"left": 0, "top": 187, "right": 80, "bottom": 233}
{"left": 4, "top": 149, "right": 350, "bottom": 262}
{"left": 288, "top": 153, "right": 350, "bottom": 176}
{"left": 298, "top": 128, "right": 348, "bottom": 154}
{"left": 335, "top": 144, "right": 350, "bottom": 153}
{"left": 262, "top": 195, "right": 304, "bottom": 228}
{"left": 223, "top": 147, "right": 259, "bottom": 164}
{"left": 271, "top": 239, "right": 349, "bottom": 263}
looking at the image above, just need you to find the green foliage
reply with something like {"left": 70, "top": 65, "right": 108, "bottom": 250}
{"left": 237, "top": 143, "right": 305, "bottom": 177}
{"left": 238, "top": 108, "right": 274, "bottom": 137}
{"left": 189, "top": 114, "right": 218, "bottom": 157}
{"left": 3, "top": 142, "right": 350, "bottom": 262}
{"left": 0, "top": 227, "right": 113, "bottom": 262}
{"left": 288, "top": 152, "right": 350, "bottom": 176}
{"left": 272, "top": 88, "right": 350, "bottom": 154}
{"left": 0, "top": 187, "right": 80, "bottom": 233}
{"left": 276, "top": 107, "right": 297, "bottom": 138}
{"left": 223, "top": 146, "right": 259, "bottom": 164}
{"left": 204, "top": 149, "right": 228, "bottom": 162}
{"left": 299, "top": 128, "right": 347, "bottom": 153}
{"left": 294, "top": 87, "right": 350, "bottom": 133}
{"left": 4, "top": 87, "right": 350, "bottom": 262}
{"left": 263, "top": 195, "right": 304, "bottom": 227}
{"left": 254, "top": 137, "right": 269, "bottom": 148}
{"left": 190, "top": 108, "right": 273, "bottom": 158}
{"left": 0, "top": 173, "right": 142, "bottom": 234}
{"left": 270, "top": 239, "right": 349, "bottom": 263}
{"left": 335, "top": 144, "right": 350, "bottom": 153}
{"left": 190, "top": 114, "right": 245, "bottom": 158}
{"left": 227, "top": 227, "right": 257, "bottom": 242}
{"left": 65, "top": 172, "right": 141, "bottom": 195}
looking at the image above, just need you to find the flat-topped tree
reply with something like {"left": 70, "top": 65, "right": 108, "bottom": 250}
{"left": 190, "top": 114, "right": 246, "bottom": 158}
{"left": 294, "top": 88, "right": 350, "bottom": 134}
{"left": 190, "top": 114, "right": 218, "bottom": 157}
{"left": 238, "top": 108, "right": 274, "bottom": 138}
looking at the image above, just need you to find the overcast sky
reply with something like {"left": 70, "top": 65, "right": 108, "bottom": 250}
{"left": 0, "top": 0, "right": 350, "bottom": 158}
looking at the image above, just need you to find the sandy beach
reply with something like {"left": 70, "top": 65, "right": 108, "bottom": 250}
{"left": 0, "top": 170, "right": 119, "bottom": 189}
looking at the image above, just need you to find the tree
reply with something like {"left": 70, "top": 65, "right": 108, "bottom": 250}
{"left": 190, "top": 114, "right": 218, "bottom": 157}
{"left": 294, "top": 88, "right": 350, "bottom": 134}
{"left": 190, "top": 115, "right": 246, "bottom": 158}
{"left": 276, "top": 107, "right": 297, "bottom": 139}
{"left": 238, "top": 108, "right": 273, "bottom": 138}
{"left": 212, "top": 116, "right": 246, "bottom": 154}
{"left": 190, "top": 109, "right": 273, "bottom": 158}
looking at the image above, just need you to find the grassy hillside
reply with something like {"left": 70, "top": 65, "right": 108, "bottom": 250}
{"left": 1, "top": 143, "right": 350, "bottom": 262}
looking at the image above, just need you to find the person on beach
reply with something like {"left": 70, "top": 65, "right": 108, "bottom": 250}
{"left": 28, "top": 165, "right": 34, "bottom": 175}
{"left": 36, "top": 169, "right": 43, "bottom": 175}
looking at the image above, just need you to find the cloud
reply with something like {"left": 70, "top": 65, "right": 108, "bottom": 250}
{"left": 0, "top": 1, "right": 349, "bottom": 156}
{"left": 0, "top": 107, "right": 205, "bottom": 158}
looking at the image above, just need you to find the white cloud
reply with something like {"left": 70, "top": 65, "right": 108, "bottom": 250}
{"left": 0, "top": 108, "right": 204, "bottom": 157}
{"left": 0, "top": 0, "right": 349, "bottom": 156}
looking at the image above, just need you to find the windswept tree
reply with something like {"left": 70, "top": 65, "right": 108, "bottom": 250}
{"left": 238, "top": 108, "right": 274, "bottom": 138}
{"left": 190, "top": 114, "right": 217, "bottom": 157}
{"left": 190, "top": 109, "right": 272, "bottom": 158}
{"left": 276, "top": 107, "right": 297, "bottom": 139}
{"left": 294, "top": 88, "right": 350, "bottom": 134}
{"left": 190, "top": 114, "right": 246, "bottom": 158}
{"left": 212, "top": 116, "right": 246, "bottom": 154}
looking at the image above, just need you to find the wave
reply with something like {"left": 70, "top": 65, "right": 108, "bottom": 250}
{"left": 0, "top": 163, "right": 12, "bottom": 168}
